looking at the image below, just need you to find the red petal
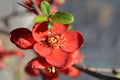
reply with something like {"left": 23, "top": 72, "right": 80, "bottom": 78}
{"left": 46, "top": 48, "right": 68, "bottom": 67}
{"left": 28, "top": 57, "right": 50, "bottom": 69}
{"left": 44, "top": 71, "right": 59, "bottom": 80}
{"left": 61, "top": 66, "right": 81, "bottom": 77}
{"left": 9, "top": 28, "right": 35, "bottom": 49}
{"left": 63, "top": 50, "right": 80, "bottom": 69}
{"left": 74, "top": 50, "right": 84, "bottom": 64}
{"left": 61, "top": 30, "right": 84, "bottom": 52}
{"left": 67, "top": 50, "right": 84, "bottom": 66}
{"left": 51, "top": 22, "right": 69, "bottom": 34}
{"left": 25, "top": 64, "right": 40, "bottom": 76}
{"left": 34, "top": 43, "right": 51, "bottom": 57}
{"left": 32, "top": 22, "right": 49, "bottom": 42}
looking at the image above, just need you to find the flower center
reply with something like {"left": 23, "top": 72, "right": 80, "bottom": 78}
{"left": 46, "top": 66, "right": 56, "bottom": 73}
{"left": 47, "top": 34, "right": 60, "bottom": 47}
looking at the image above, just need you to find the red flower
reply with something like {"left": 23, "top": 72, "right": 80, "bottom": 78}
{"left": 9, "top": 22, "right": 84, "bottom": 68}
{"left": 25, "top": 50, "right": 83, "bottom": 79}
{"left": 9, "top": 28, "right": 35, "bottom": 49}
{"left": 32, "top": 22, "right": 84, "bottom": 67}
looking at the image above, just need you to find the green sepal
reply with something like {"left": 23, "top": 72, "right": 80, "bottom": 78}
{"left": 40, "top": 1, "right": 50, "bottom": 16}
{"left": 33, "top": 15, "right": 48, "bottom": 23}
{"left": 51, "top": 12, "right": 74, "bottom": 24}
{"left": 48, "top": 22, "right": 53, "bottom": 29}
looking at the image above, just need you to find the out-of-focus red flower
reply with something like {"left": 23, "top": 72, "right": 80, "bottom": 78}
{"left": 32, "top": 22, "right": 84, "bottom": 67}
{"left": 25, "top": 0, "right": 42, "bottom": 7}
{"left": 0, "top": 40, "right": 23, "bottom": 69}
{"left": 53, "top": 0, "right": 67, "bottom": 6}
{"left": 0, "top": 49, "right": 23, "bottom": 69}
{"left": 25, "top": 0, "right": 67, "bottom": 7}
{"left": 9, "top": 50, "right": 23, "bottom": 58}
{"left": 50, "top": 4, "right": 58, "bottom": 13}
{"left": 9, "top": 28, "right": 35, "bottom": 49}
{"left": 24, "top": 0, "right": 58, "bottom": 13}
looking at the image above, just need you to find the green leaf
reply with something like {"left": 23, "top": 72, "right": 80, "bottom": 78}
{"left": 51, "top": 12, "right": 74, "bottom": 24}
{"left": 68, "top": 25, "right": 73, "bottom": 30}
{"left": 33, "top": 15, "right": 48, "bottom": 23}
{"left": 48, "top": 22, "right": 53, "bottom": 29}
{"left": 40, "top": 1, "right": 50, "bottom": 16}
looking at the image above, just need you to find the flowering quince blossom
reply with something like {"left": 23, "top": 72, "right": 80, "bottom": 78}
{"left": 9, "top": 21, "right": 84, "bottom": 68}
{"left": 32, "top": 22, "right": 84, "bottom": 67}
{"left": 25, "top": 50, "right": 83, "bottom": 80}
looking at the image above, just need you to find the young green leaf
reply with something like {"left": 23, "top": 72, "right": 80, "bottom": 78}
{"left": 51, "top": 12, "right": 74, "bottom": 24}
{"left": 40, "top": 1, "right": 50, "bottom": 16}
{"left": 33, "top": 15, "right": 48, "bottom": 23}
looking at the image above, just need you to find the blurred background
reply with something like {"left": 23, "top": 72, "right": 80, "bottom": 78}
{"left": 0, "top": 0, "right": 120, "bottom": 80}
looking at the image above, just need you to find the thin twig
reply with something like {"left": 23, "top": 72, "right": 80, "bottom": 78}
{"left": 74, "top": 64, "right": 120, "bottom": 80}
{"left": 81, "top": 64, "right": 120, "bottom": 74}
{"left": 17, "top": 2, "right": 34, "bottom": 11}
{"left": 30, "top": 0, "right": 42, "bottom": 15}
